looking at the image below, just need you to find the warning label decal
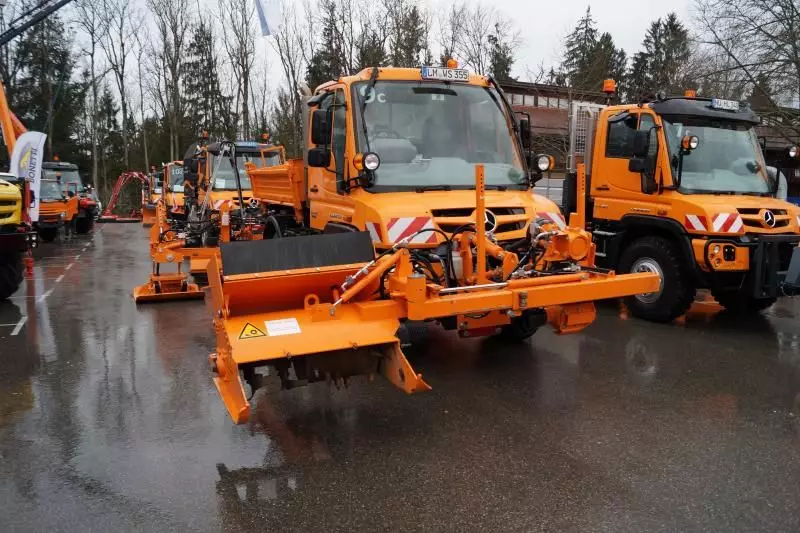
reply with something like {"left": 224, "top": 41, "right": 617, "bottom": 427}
{"left": 239, "top": 322, "right": 267, "bottom": 339}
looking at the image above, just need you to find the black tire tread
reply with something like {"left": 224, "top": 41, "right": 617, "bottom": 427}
{"left": 0, "top": 253, "right": 23, "bottom": 300}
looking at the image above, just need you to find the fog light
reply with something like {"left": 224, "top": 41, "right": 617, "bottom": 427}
{"left": 712, "top": 245, "right": 720, "bottom": 254}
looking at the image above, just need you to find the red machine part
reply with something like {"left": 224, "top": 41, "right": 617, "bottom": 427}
{"left": 99, "top": 172, "right": 149, "bottom": 222}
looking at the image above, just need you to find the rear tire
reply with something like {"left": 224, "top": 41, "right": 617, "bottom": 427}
{"left": 0, "top": 252, "right": 23, "bottom": 300}
{"left": 618, "top": 236, "right": 694, "bottom": 323}
{"left": 39, "top": 228, "right": 58, "bottom": 242}
{"left": 711, "top": 290, "right": 777, "bottom": 314}
{"left": 75, "top": 216, "right": 93, "bottom": 234}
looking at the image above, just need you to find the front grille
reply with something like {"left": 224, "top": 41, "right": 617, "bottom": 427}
{"left": 737, "top": 207, "right": 788, "bottom": 216}
{"left": 0, "top": 212, "right": 11, "bottom": 220}
{"left": 437, "top": 221, "right": 525, "bottom": 234}
{"left": 0, "top": 200, "right": 16, "bottom": 207}
{"left": 743, "top": 218, "right": 790, "bottom": 228}
{"left": 431, "top": 207, "right": 525, "bottom": 217}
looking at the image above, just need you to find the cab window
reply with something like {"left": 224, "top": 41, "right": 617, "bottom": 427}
{"left": 332, "top": 90, "right": 346, "bottom": 178}
{"left": 606, "top": 114, "right": 638, "bottom": 158}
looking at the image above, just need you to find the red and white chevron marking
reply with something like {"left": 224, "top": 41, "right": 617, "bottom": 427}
{"left": 795, "top": 215, "right": 800, "bottom": 227}
{"left": 366, "top": 221, "right": 382, "bottom": 242}
{"left": 213, "top": 199, "right": 229, "bottom": 210}
{"left": 386, "top": 217, "right": 437, "bottom": 244}
{"left": 536, "top": 211, "right": 566, "bottom": 229}
{"left": 711, "top": 213, "right": 743, "bottom": 233}
{"left": 684, "top": 214, "right": 708, "bottom": 231}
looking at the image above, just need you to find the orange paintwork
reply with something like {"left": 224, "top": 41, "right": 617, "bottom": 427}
{"left": 38, "top": 180, "right": 78, "bottom": 227}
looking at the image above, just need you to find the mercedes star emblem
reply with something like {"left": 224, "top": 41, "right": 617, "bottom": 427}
{"left": 763, "top": 210, "right": 776, "bottom": 228}
{"left": 484, "top": 209, "right": 497, "bottom": 232}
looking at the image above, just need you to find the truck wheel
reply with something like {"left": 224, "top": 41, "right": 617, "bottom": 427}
{"left": 711, "top": 290, "right": 777, "bottom": 314}
{"left": 618, "top": 236, "right": 694, "bottom": 323}
{"left": 75, "top": 216, "right": 94, "bottom": 234}
{"left": 202, "top": 228, "right": 219, "bottom": 247}
{"left": 499, "top": 310, "right": 546, "bottom": 342}
{"left": 39, "top": 228, "right": 58, "bottom": 242}
{"left": 0, "top": 252, "right": 23, "bottom": 300}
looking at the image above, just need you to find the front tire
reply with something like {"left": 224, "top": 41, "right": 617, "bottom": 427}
{"left": 0, "top": 252, "right": 23, "bottom": 300}
{"left": 618, "top": 236, "right": 694, "bottom": 323}
{"left": 711, "top": 290, "right": 776, "bottom": 314}
{"left": 39, "top": 228, "right": 58, "bottom": 242}
{"left": 499, "top": 310, "right": 546, "bottom": 342}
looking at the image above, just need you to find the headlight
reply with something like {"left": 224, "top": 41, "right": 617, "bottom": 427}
{"left": 789, "top": 146, "right": 798, "bottom": 159}
{"left": 59, "top": 213, "right": 65, "bottom": 220}
{"left": 536, "top": 155, "right": 551, "bottom": 172}
{"left": 712, "top": 245, "right": 720, "bottom": 254}
{"left": 363, "top": 152, "right": 381, "bottom": 171}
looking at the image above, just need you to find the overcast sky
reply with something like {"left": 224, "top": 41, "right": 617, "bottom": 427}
{"left": 253, "top": 0, "right": 694, "bottom": 88}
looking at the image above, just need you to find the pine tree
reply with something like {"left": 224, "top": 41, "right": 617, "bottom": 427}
{"left": 625, "top": 13, "right": 692, "bottom": 101}
{"left": 562, "top": 7, "right": 598, "bottom": 89}
{"left": 183, "top": 20, "right": 233, "bottom": 140}
{"left": 357, "top": 29, "right": 387, "bottom": 70}
{"left": 390, "top": 4, "right": 427, "bottom": 67}
{"left": 488, "top": 23, "right": 514, "bottom": 80}
{"left": 305, "top": 0, "right": 345, "bottom": 89}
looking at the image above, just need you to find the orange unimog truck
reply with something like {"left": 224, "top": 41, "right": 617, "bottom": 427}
{"left": 563, "top": 92, "right": 800, "bottom": 322}
{"left": 36, "top": 178, "right": 79, "bottom": 242}
{"left": 42, "top": 161, "right": 97, "bottom": 234}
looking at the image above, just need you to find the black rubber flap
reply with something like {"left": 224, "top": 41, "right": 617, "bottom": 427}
{"left": 221, "top": 232, "right": 375, "bottom": 276}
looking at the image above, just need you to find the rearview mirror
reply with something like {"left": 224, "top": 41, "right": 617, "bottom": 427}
{"left": 307, "top": 147, "right": 331, "bottom": 168}
{"left": 310, "top": 109, "right": 332, "bottom": 146}
{"left": 519, "top": 118, "right": 531, "bottom": 151}
{"left": 632, "top": 130, "right": 650, "bottom": 158}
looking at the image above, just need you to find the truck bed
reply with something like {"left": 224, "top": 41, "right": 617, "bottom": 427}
{"left": 247, "top": 159, "right": 306, "bottom": 219}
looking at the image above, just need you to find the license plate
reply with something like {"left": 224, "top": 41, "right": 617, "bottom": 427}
{"left": 421, "top": 66, "right": 469, "bottom": 82}
{"left": 711, "top": 98, "right": 740, "bottom": 111}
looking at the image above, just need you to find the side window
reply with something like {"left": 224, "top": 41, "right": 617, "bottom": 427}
{"left": 332, "top": 90, "right": 346, "bottom": 176}
{"left": 605, "top": 114, "right": 638, "bottom": 158}
{"left": 639, "top": 114, "right": 657, "bottom": 152}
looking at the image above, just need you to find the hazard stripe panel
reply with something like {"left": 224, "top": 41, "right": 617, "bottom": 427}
{"left": 366, "top": 222, "right": 382, "bottom": 242}
{"left": 684, "top": 214, "right": 708, "bottom": 232}
{"left": 712, "top": 213, "right": 743, "bottom": 233}
{"left": 385, "top": 217, "right": 437, "bottom": 244}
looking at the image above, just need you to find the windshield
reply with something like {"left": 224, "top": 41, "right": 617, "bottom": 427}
{"left": 43, "top": 169, "right": 83, "bottom": 191}
{"left": 663, "top": 117, "right": 770, "bottom": 195}
{"left": 40, "top": 180, "right": 64, "bottom": 201}
{"left": 210, "top": 154, "right": 256, "bottom": 190}
{"left": 353, "top": 81, "right": 525, "bottom": 190}
{"left": 169, "top": 165, "right": 185, "bottom": 192}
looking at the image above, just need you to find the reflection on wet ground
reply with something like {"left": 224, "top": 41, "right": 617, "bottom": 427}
{"left": 1, "top": 224, "right": 799, "bottom": 531}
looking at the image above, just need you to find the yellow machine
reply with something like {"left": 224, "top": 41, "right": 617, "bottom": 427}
{"left": 36, "top": 179, "right": 79, "bottom": 242}
{"left": 207, "top": 65, "right": 661, "bottom": 423}
{"left": 564, "top": 91, "right": 800, "bottom": 322}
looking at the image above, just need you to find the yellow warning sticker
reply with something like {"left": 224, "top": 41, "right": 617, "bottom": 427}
{"left": 239, "top": 322, "right": 267, "bottom": 339}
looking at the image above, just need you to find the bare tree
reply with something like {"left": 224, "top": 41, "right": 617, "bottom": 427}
{"left": 101, "top": 0, "right": 136, "bottom": 169}
{"left": 219, "top": 0, "right": 257, "bottom": 137}
{"left": 133, "top": 28, "right": 152, "bottom": 172}
{"left": 695, "top": 0, "right": 800, "bottom": 137}
{"left": 147, "top": 0, "right": 192, "bottom": 160}
{"left": 74, "top": 0, "right": 109, "bottom": 193}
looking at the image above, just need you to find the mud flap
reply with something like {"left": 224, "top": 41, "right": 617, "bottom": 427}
{"left": 783, "top": 247, "right": 800, "bottom": 294}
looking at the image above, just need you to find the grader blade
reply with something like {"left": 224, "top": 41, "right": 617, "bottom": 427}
{"left": 133, "top": 273, "right": 204, "bottom": 303}
{"left": 208, "top": 233, "right": 430, "bottom": 423}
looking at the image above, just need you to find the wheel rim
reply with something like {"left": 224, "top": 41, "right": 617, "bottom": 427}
{"left": 630, "top": 257, "right": 664, "bottom": 304}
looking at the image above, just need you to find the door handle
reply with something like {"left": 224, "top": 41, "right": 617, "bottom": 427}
{"left": 310, "top": 185, "right": 319, "bottom": 193}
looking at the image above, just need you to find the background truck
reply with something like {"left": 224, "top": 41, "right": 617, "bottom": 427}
{"left": 0, "top": 172, "right": 33, "bottom": 299}
{"left": 562, "top": 93, "right": 800, "bottom": 322}
{"left": 42, "top": 160, "right": 96, "bottom": 234}
{"left": 36, "top": 178, "right": 78, "bottom": 242}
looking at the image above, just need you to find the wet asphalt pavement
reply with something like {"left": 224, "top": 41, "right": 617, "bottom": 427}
{"left": 1, "top": 223, "right": 800, "bottom": 532}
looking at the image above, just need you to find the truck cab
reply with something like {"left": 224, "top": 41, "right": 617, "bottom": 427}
{"left": 43, "top": 162, "right": 96, "bottom": 234}
{"left": 37, "top": 177, "right": 78, "bottom": 241}
{"left": 162, "top": 161, "right": 186, "bottom": 219}
{"left": 255, "top": 66, "right": 558, "bottom": 249}
{"left": 194, "top": 142, "right": 277, "bottom": 212}
{"left": 576, "top": 96, "right": 800, "bottom": 321}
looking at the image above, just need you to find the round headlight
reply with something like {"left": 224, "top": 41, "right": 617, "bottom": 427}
{"left": 713, "top": 245, "right": 720, "bottom": 254}
{"left": 789, "top": 146, "right": 798, "bottom": 159}
{"left": 689, "top": 135, "right": 699, "bottom": 150}
{"left": 536, "top": 155, "right": 551, "bottom": 172}
{"left": 364, "top": 152, "right": 381, "bottom": 171}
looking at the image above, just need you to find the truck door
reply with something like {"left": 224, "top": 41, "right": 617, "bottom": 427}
{"left": 309, "top": 88, "right": 355, "bottom": 230}
{"left": 600, "top": 111, "right": 641, "bottom": 194}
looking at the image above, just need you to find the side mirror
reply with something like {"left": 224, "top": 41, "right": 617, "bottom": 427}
{"left": 310, "top": 109, "right": 332, "bottom": 146}
{"left": 632, "top": 130, "right": 650, "bottom": 158}
{"left": 67, "top": 190, "right": 76, "bottom": 198}
{"left": 307, "top": 147, "right": 331, "bottom": 168}
{"left": 519, "top": 118, "right": 531, "bottom": 151}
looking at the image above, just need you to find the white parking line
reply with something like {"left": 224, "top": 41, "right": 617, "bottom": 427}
{"left": 11, "top": 315, "right": 27, "bottom": 336}
{"left": 65, "top": 263, "right": 73, "bottom": 270}
{"left": 75, "top": 254, "right": 81, "bottom": 260}
{"left": 37, "top": 288, "right": 53, "bottom": 303}
{"left": 56, "top": 274, "right": 64, "bottom": 283}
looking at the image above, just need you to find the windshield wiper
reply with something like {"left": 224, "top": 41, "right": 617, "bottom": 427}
{"left": 415, "top": 185, "right": 451, "bottom": 193}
